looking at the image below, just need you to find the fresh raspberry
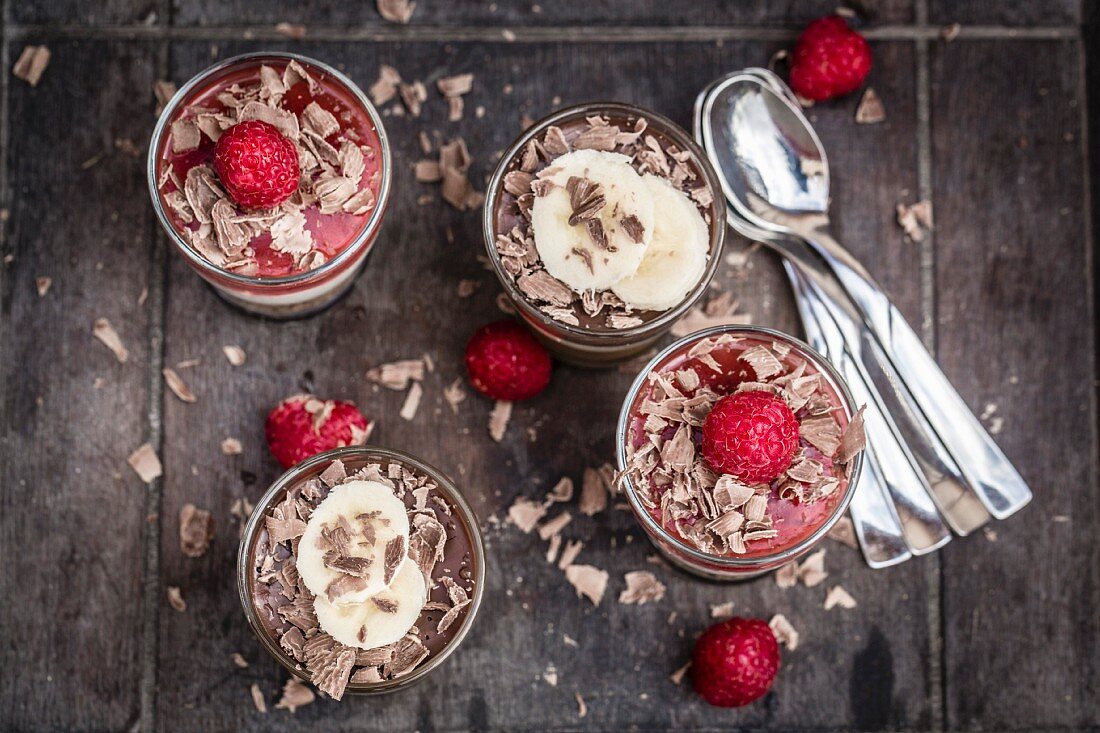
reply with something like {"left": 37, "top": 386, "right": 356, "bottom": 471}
{"left": 213, "top": 120, "right": 300, "bottom": 210}
{"left": 692, "top": 617, "right": 780, "bottom": 708}
{"left": 265, "top": 394, "right": 372, "bottom": 469}
{"left": 464, "top": 320, "right": 552, "bottom": 401}
{"left": 788, "top": 15, "right": 873, "bottom": 102}
{"left": 702, "top": 391, "right": 799, "bottom": 484}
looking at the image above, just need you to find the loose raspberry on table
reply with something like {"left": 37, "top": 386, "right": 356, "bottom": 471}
{"left": 701, "top": 391, "right": 800, "bottom": 484}
{"left": 214, "top": 120, "right": 300, "bottom": 210}
{"left": 788, "top": 15, "right": 873, "bottom": 102}
{"left": 692, "top": 616, "right": 781, "bottom": 708}
{"left": 464, "top": 320, "right": 552, "bottom": 402}
{"left": 265, "top": 394, "right": 371, "bottom": 469}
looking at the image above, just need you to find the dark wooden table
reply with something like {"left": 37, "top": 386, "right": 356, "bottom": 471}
{"left": 1, "top": 1, "right": 1097, "bottom": 731}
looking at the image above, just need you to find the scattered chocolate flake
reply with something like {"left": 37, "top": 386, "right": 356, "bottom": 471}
{"left": 547, "top": 476, "right": 574, "bottom": 503}
{"left": 557, "top": 539, "right": 584, "bottom": 570}
{"left": 250, "top": 683, "right": 267, "bottom": 713}
{"left": 399, "top": 81, "right": 427, "bottom": 117}
{"left": 399, "top": 382, "right": 423, "bottom": 421}
{"left": 564, "top": 564, "right": 608, "bottom": 606}
{"left": 579, "top": 466, "right": 610, "bottom": 516}
{"left": 827, "top": 516, "right": 858, "bottom": 549}
{"left": 370, "top": 64, "right": 402, "bottom": 106}
{"left": 508, "top": 496, "right": 547, "bottom": 533}
{"left": 710, "top": 601, "right": 736, "bottom": 618}
{"left": 538, "top": 512, "right": 573, "bottom": 540}
{"left": 35, "top": 276, "right": 51, "bottom": 296}
{"left": 769, "top": 614, "right": 799, "bottom": 651}
{"left": 798, "top": 549, "right": 828, "bottom": 587}
{"left": 415, "top": 159, "right": 441, "bottom": 182}
{"left": 231, "top": 652, "right": 249, "bottom": 668}
{"left": 376, "top": 0, "right": 415, "bottom": 23}
{"left": 274, "top": 22, "right": 307, "bottom": 39}
{"left": 438, "top": 138, "right": 482, "bottom": 210}
{"left": 166, "top": 586, "right": 186, "bottom": 612}
{"left": 221, "top": 438, "right": 243, "bottom": 455}
{"left": 669, "top": 661, "right": 691, "bottom": 685}
{"left": 896, "top": 200, "right": 934, "bottom": 242}
{"left": 154, "top": 80, "right": 177, "bottom": 113}
{"left": 93, "top": 318, "right": 128, "bottom": 362}
{"left": 489, "top": 400, "right": 512, "bottom": 442}
{"left": 740, "top": 344, "right": 784, "bottom": 380}
{"left": 855, "top": 88, "right": 886, "bottom": 124}
{"left": 366, "top": 359, "right": 425, "bottom": 390}
{"left": 575, "top": 692, "right": 588, "bottom": 718}
{"left": 180, "top": 503, "right": 215, "bottom": 558}
{"left": 775, "top": 562, "right": 799, "bottom": 589}
{"left": 274, "top": 678, "right": 315, "bottom": 713}
{"left": 443, "top": 378, "right": 467, "bottom": 414}
{"left": 618, "top": 571, "right": 666, "bottom": 605}
{"left": 671, "top": 293, "right": 752, "bottom": 337}
{"left": 437, "top": 73, "right": 474, "bottom": 98}
{"left": 940, "top": 22, "right": 961, "bottom": 41}
{"left": 162, "top": 367, "right": 197, "bottom": 403}
{"left": 517, "top": 270, "right": 574, "bottom": 307}
{"left": 836, "top": 406, "right": 866, "bottom": 464}
{"left": 824, "top": 584, "right": 857, "bottom": 610}
{"left": 13, "top": 46, "right": 50, "bottom": 87}
{"left": 128, "top": 443, "right": 162, "bottom": 483}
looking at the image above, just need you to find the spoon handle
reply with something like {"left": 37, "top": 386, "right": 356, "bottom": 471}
{"left": 789, "top": 264, "right": 952, "bottom": 553}
{"left": 787, "top": 263, "right": 914, "bottom": 567}
{"left": 807, "top": 227, "right": 1033, "bottom": 519}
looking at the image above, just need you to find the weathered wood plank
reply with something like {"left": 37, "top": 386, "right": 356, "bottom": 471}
{"left": 928, "top": 0, "right": 1081, "bottom": 27}
{"left": 172, "top": 0, "right": 914, "bottom": 29}
{"left": 930, "top": 38, "right": 1098, "bottom": 730}
{"left": 154, "top": 38, "right": 933, "bottom": 732}
{"left": 11, "top": 0, "right": 157, "bottom": 25}
{"left": 0, "top": 39, "right": 158, "bottom": 731}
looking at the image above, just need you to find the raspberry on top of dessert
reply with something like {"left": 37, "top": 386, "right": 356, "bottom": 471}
{"left": 155, "top": 59, "right": 382, "bottom": 278}
{"left": 621, "top": 331, "right": 865, "bottom": 559}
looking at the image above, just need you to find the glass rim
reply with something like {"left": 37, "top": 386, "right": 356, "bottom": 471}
{"left": 147, "top": 51, "right": 393, "bottom": 289}
{"left": 481, "top": 101, "right": 727, "bottom": 342}
{"left": 236, "top": 445, "right": 486, "bottom": 694}
{"left": 614, "top": 324, "right": 864, "bottom": 569}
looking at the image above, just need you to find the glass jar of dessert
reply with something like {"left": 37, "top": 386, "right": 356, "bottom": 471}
{"left": 148, "top": 52, "right": 392, "bottom": 318}
{"left": 237, "top": 446, "right": 484, "bottom": 697}
{"left": 483, "top": 102, "right": 726, "bottom": 367}
{"left": 616, "top": 325, "right": 865, "bottom": 581}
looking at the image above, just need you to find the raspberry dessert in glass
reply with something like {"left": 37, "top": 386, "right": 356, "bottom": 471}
{"left": 238, "top": 447, "right": 484, "bottom": 697}
{"left": 148, "top": 53, "right": 391, "bottom": 317}
{"left": 616, "top": 325, "right": 865, "bottom": 580}
{"left": 484, "top": 103, "right": 726, "bottom": 367}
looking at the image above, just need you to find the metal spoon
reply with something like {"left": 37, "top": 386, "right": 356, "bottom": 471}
{"left": 698, "top": 71, "right": 1031, "bottom": 520}
{"left": 702, "top": 69, "right": 991, "bottom": 536}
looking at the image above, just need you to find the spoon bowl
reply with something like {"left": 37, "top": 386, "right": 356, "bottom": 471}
{"left": 699, "top": 73, "right": 830, "bottom": 229}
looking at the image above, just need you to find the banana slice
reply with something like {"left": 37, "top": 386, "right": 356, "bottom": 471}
{"left": 611, "top": 174, "right": 710, "bottom": 311}
{"left": 531, "top": 149, "right": 655, "bottom": 291}
{"left": 297, "top": 480, "right": 411, "bottom": 606}
{"left": 313, "top": 558, "right": 427, "bottom": 649}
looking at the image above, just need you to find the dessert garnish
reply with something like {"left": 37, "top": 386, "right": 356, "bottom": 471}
{"left": 265, "top": 395, "right": 373, "bottom": 468}
{"left": 691, "top": 616, "right": 780, "bottom": 707}
{"left": 464, "top": 320, "right": 552, "bottom": 401}
{"left": 788, "top": 15, "right": 873, "bottom": 102}
{"left": 495, "top": 113, "right": 713, "bottom": 329}
{"left": 621, "top": 333, "right": 865, "bottom": 557}
{"left": 251, "top": 458, "right": 475, "bottom": 699}
{"left": 213, "top": 120, "right": 301, "bottom": 209}
{"left": 701, "top": 391, "right": 800, "bottom": 484}
{"left": 157, "top": 61, "right": 379, "bottom": 276}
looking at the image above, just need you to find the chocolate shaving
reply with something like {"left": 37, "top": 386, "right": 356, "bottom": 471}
{"left": 166, "top": 586, "right": 186, "bottom": 612}
{"left": 372, "top": 597, "right": 399, "bottom": 613}
{"left": 127, "top": 443, "right": 162, "bottom": 483}
{"left": 564, "top": 565, "right": 608, "bottom": 606}
{"left": 383, "top": 536, "right": 405, "bottom": 585}
{"left": 565, "top": 176, "right": 605, "bottom": 225}
{"left": 620, "top": 214, "right": 645, "bottom": 243}
{"left": 855, "top": 88, "right": 886, "bottom": 124}
{"left": 618, "top": 570, "right": 666, "bottom": 605}
{"left": 274, "top": 678, "right": 315, "bottom": 712}
{"left": 93, "top": 318, "right": 128, "bottom": 362}
{"left": 376, "top": 0, "right": 415, "bottom": 23}
{"left": 13, "top": 45, "right": 50, "bottom": 87}
{"left": 179, "top": 503, "right": 215, "bottom": 558}
{"left": 584, "top": 219, "right": 609, "bottom": 250}
{"left": 162, "top": 367, "right": 197, "bottom": 403}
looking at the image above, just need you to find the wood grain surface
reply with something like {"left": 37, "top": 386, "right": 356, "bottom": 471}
{"left": 0, "top": 2, "right": 1095, "bottom": 732}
